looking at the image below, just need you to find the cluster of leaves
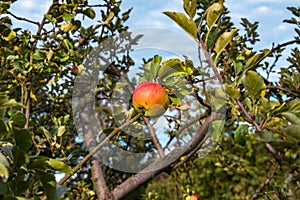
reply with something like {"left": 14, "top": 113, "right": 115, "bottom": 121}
{"left": 0, "top": 0, "right": 300, "bottom": 199}
{"left": 139, "top": 0, "right": 300, "bottom": 199}
{"left": 144, "top": 133, "right": 300, "bottom": 199}
{"left": 0, "top": 0, "right": 135, "bottom": 199}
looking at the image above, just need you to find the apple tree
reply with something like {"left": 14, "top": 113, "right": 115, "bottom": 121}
{"left": 0, "top": 0, "right": 300, "bottom": 200}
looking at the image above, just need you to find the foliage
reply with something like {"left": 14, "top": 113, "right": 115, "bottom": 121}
{"left": 0, "top": 0, "right": 300, "bottom": 199}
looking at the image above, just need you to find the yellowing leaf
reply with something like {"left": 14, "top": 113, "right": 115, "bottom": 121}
{"left": 163, "top": 11, "right": 197, "bottom": 39}
{"left": 206, "top": 2, "right": 223, "bottom": 28}
{"left": 245, "top": 49, "right": 271, "bottom": 71}
{"left": 103, "top": 11, "right": 115, "bottom": 25}
{"left": 214, "top": 29, "right": 238, "bottom": 62}
{"left": 184, "top": 0, "right": 197, "bottom": 19}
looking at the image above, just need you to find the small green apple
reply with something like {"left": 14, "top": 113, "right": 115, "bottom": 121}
{"left": 132, "top": 81, "right": 169, "bottom": 117}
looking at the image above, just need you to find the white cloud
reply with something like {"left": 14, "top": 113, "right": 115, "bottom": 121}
{"left": 256, "top": 6, "right": 270, "bottom": 13}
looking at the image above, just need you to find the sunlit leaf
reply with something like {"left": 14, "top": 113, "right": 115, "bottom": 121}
{"left": 1, "top": 29, "right": 16, "bottom": 41}
{"left": 103, "top": 11, "right": 115, "bottom": 25}
{"left": 158, "top": 58, "right": 185, "bottom": 81}
{"left": 245, "top": 49, "right": 271, "bottom": 71}
{"left": 57, "top": 126, "right": 66, "bottom": 137}
{"left": 242, "top": 71, "right": 266, "bottom": 99}
{"left": 183, "top": 0, "right": 196, "bottom": 19}
{"left": 30, "top": 157, "right": 71, "bottom": 173}
{"left": 214, "top": 29, "right": 238, "bottom": 62}
{"left": 163, "top": 11, "right": 197, "bottom": 39}
{"left": 205, "top": 1, "right": 223, "bottom": 28}
{"left": 0, "top": 162, "right": 9, "bottom": 182}
{"left": 225, "top": 85, "right": 241, "bottom": 99}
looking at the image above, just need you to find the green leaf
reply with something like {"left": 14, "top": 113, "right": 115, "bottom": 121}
{"left": 214, "top": 29, "right": 238, "bottom": 62}
{"left": 57, "top": 126, "right": 66, "bottom": 137}
{"left": 183, "top": 0, "right": 196, "bottom": 19}
{"left": 83, "top": 7, "right": 95, "bottom": 19}
{"left": 0, "top": 162, "right": 9, "bottom": 182}
{"left": 47, "top": 159, "right": 71, "bottom": 173}
{"left": 60, "top": 22, "right": 76, "bottom": 32}
{"left": 158, "top": 58, "right": 185, "bottom": 81}
{"left": 142, "top": 55, "right": 162, "bottom": 81}
{"left": 62, "top": 13, "right": 75, "bottom": 22}
{"left": 234, "top": 124, "right": 248, "bottom": 146}
{"left": 0, "top": 152, "right": 10, "bottom": 169}
{"left": 13, "top": 128, "right": 33, "bottom": 152}
{"left": 211, "top": 87, "right": 226, "bottom": 111}
{"left": 211, "top": 119, "right": 224, "bottom": 141}
{"left": 225, "top": 85, "right": 241, "bottom": 99}
{"left": 151, "top": 55, "right": 162, "bottom": 79}
{"left": 242, "top": 71, "right": 266, "bottom": 99}
{"left": 1, "top": 29, "right": 16, "bottom": 41}
{"left": 37, "top": 171, "right": 56, "bottom": 200}
{"left": 205, "top": 1, "right": 223, "bottom": 28}
{"left": 32, "top": 50, "right": 46, "bottom": 61}
{"left": 10, "top": 112, "right": 26, "bottom": 128}
{"left": 8, "top": 168, "right": 34, "bottom": 196}
{"left": 12, "top": 146, "right": 29, "bottom": 169}
{"left": 283, "top": 125, "right": 300, "bottom": 142}
{"left": 163, "top": 11, "right": 197, "bottom": 39}
{"left": 63, "top": 39, "right": 73, "bottom": 51}
{"left": 256, "top": 131, "right": 283, "bottom": 143}
{"left": 245, "top": 49, "right": 271, "bottom": 71}
{"left": 169, "top": 96, "right": 182, "bottom": 106}
{"left": 281, "top": 112, "right": 300, "bottom": 125}
{"left": 0, "top": 96, "right": 21, "bottom": 108}
{"left": 30, "top": 157, "right": 71, "bottom": 173}
{"left": 287, "top": 100, "right": 300, "bottom": 112}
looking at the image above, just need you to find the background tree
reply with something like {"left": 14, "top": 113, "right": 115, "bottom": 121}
{"left": 0, "top": 0, "right": 299, "bottom": 200}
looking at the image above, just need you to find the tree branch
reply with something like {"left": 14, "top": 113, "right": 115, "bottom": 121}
{"left": 112, "top": 114, "right": 214, "bottom": 199}
{"left": 235, "top": 98, "right": 283, "bottom": 164}
{"left": 57, "top": 112, "right": 142, "bottom": 186}
{"left": 250, "top": 165, "right": 278, "bottom": 200}
{"left": 267, "top": 85, "right": 299, "bottom": 98}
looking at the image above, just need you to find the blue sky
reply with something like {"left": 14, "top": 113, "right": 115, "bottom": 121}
{"left": 9, "top": 0, "right": 299, "bottom": 47}
{"left": 120, "top": 0, "right": 299, "bottom": 49}
{"left": 8, "top": 0, "right": 299, "bottom": 71}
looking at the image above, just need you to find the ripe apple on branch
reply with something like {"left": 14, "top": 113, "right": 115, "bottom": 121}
{"left": 132, "top": 81, "right": 169, "bottom": 117}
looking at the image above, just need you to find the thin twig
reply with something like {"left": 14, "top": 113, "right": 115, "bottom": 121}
{"left": 235, "top": 98, "right": 283, "bottom": 164}
{"left": 250, "top": 165, "right": 278, "bottom": 200}
{"left": 143, "top": 118, "right": 164, "bottom": 158}
{"left": 267, "top": 85, "right": 299, "bottom": 98}
{"left": 235, "top": 98, "right": 261, "bottom": 131}
{"left": 6, "top": 10, "right": 39, "bottom": 25}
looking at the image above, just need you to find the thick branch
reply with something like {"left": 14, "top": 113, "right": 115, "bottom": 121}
{"left": 58, "top": 112, "right": 142, "bottom": 186}
{"left": 112, "top": 114, "right": 214, "bottom": 199}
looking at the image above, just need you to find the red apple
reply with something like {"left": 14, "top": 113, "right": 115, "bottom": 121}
{"left": 191, "top": 194, "right": 199, "bottom": 200}
{"left": 132, "top": 81, "right": 169, "bottom": 117}
{"left": 71, "top": 66, "right": 78, "bottom": 75}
